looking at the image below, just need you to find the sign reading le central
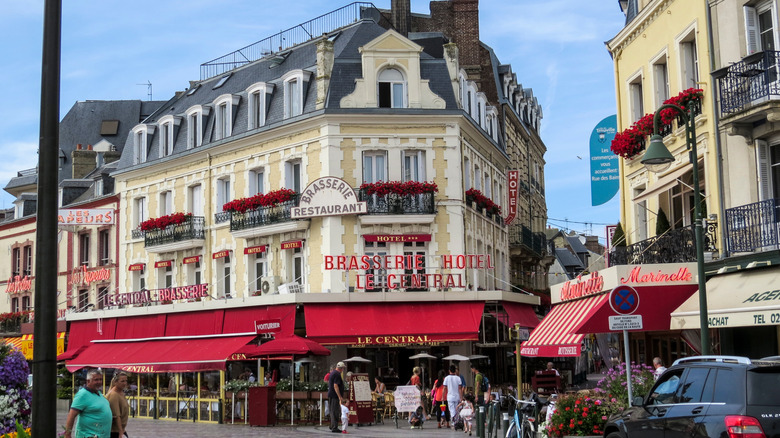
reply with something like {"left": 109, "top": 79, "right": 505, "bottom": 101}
{"left": 291, "top": 176, "right": 367, "bottom": 219}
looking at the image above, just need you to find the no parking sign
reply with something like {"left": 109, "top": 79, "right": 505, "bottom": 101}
{"left": 608, "top": 285, "right": 643, "bottom": 330}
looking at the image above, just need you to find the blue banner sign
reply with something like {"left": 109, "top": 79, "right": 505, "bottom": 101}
{"left": 590, "top": 115, "right": 619, "bottom": 206}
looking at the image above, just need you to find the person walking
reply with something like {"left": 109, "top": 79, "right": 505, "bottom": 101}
{"left": 106, "top": 372, "right": 129, "bottom": 438}
{"left": 471, "top": 363, "right": 489, "bottom": 406}
{"left": 442, "top": 364, "right": 462, "bottom": 428}
{"left": 432, "top": 369, "right": 450, "bottom": 428}
{"left": 64, "top": 369, "right": 113, "bottom": 438}
{"left": 328, "top": 361, "right": 346, "bottom": 433}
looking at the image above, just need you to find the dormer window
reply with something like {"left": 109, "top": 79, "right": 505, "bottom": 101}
{"left": 282, "top": 70, "right": 311, "bottom": 118}
{"left": 213, "top": 73, "right": 232, "bottom": 90}
{"left": 247, "top": 82, "right": 275, "bottom": 130}
{"left": 378, "top": 68, "right": 407, "bottom": 108}
{"left": 131, "top": 124, "right": 155, "bottom": 164}
{"left": 185, "top": 105, "right": 210, "bottom": 149}
{"left": 213, "top": 94, "right": 240, "bottom": 141}
{"left": 158, "top": 115, "right": 181, "bottom": 157}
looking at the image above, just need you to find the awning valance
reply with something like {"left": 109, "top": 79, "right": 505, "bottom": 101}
{"left": 304, "top": 302, "right": 483, "bottom": 346}
{"left": 520, "top": 295, "right": 607, "bottom": 357}
{"left": 671, "top": 268, "right": 780, "bottom": 329}
{"left": 632, "top": 161, "right": 698, "bottom": 203}
{"left": 65, "top": 334, "right": 257, "bottom": 373}
{"left": 501, "top": 301, "right": 540, "bottom": 328}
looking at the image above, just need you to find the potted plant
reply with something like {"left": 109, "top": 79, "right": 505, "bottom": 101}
{"left": 139, "top": 212, "right": 193, "bottom": 231}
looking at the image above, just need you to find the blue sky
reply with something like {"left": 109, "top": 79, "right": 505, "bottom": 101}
{"left": 0, "top": 1, "right": 625, "bottom": 239}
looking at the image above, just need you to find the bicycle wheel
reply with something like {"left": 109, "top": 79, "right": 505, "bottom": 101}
{"left": 522, "top": 421, "right": 534, "bottom": 438}
{"left": 505, "top": 422, "right": 517, "bottom": 438}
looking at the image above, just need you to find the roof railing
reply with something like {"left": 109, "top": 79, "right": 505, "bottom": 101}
{"left": 672, "top": 355, "right": 752, "bottom": 366}
{"left": 199, "top": 2, "right": 386, "bottom": 80}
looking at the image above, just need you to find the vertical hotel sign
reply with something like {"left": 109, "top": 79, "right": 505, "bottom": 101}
{"left": 505, "top": 170, "right": 519, "bottom": 225}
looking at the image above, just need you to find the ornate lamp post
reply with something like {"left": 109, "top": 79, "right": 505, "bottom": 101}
{"left": 640, "top": 103, "right": 710, "bottom": 355}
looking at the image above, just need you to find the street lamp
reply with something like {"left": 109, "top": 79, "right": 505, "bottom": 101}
{"left": 640, "top": 103, "right": 710, "bottom": 355}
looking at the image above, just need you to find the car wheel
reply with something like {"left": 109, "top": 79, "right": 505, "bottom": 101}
{"left": 606, "top": 432, "right": 623, "bottom": 438}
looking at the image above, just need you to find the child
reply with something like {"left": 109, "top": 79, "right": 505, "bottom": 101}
{"left": 409, "top": 405, "right": 425, "bottom": 429}
{"left": 457, "top": 393, "right": 476, "bottom": 436}
{"left": 340, "top": 400, "right": 350, "bottom": 433}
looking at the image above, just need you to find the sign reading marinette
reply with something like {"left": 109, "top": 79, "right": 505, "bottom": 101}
{"left": 291, "top": 176, "right": 367, "bottom": 219}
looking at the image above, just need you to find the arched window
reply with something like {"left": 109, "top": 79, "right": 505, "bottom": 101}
{"left": 378, "top": 68, "right": 406, "bottom": 108}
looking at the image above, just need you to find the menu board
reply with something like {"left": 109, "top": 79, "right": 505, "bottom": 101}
{"left": 347, "top": 373, "right": 374, "bottom": 424}
{"left": 393, "top": 385, "right": 421, "bottom": 413}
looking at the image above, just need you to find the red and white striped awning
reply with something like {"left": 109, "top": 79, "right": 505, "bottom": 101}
{"left": 520, "top": 294, "right": 607, "bottom": 357}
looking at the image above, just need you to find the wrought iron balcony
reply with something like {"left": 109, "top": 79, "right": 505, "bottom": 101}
{"left": 230, "top": 195, "right": 300, "bottom": 232}
{"left": 717, "top": 50, "right": 780, "bottom": 116}
{"left": 725, "top": 198, "right": 780, "bottom": 253}
{"left": 509, "top": 224, "right": 547, "bottom": 257}
{"left": 131, "top": 228, "right": 144, "bottom": 239}
{"left": 214, "top": 211, "right": 231, "bottom": 224}
{"left": 609, "top": 222, "right": 718, "bottom": 265}
{"left": 144, "top": 216, "right": 205, "bottom": 248}
{"left": 357, "top": 189, "right": 436, "bottom": 215}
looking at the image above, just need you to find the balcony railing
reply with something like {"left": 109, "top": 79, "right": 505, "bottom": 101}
{"left": 725, "top": 198, "right": 780, "bottom": 253}
{"left": 717, "top": 50, "right": 780, "bottom": 116}
{"left": 144, "top": 216, "right": 205, "bottom": 248}
{"left": 509, "top": 224, "right": 547, "bottom": 257}
{"left": 230, "top": 195, "right": 300, "bottom": 232}
{"left": 609, "top": 223, "right": 718, "bottom": 265}
{"left": 214, "top": 211, "right": 231, "bottom": 224}
{"left": 131, "top": 228, "right": 144, "bottom": 239}
{"left": 357, "top": 190, "right": 436, "bottom": 215}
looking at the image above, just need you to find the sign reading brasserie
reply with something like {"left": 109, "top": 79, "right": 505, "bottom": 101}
{"left": 58, "top": 208, "right": 114, "bottom": 225}
{"left": 324, "top": 254, "right": 494, "bottom": 291}
{"left": 291, "top": 176, "right": 367, "bottom": 219}
{"left": 104, "top": 283, "right": 210, "bottom": 306}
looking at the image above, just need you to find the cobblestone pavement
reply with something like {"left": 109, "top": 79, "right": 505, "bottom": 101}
{"left": 55, "top": 409, "right": 489, "bottom": 437}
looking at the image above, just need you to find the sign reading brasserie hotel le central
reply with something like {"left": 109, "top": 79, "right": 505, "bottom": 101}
{"left": 291, "top": 176, "right": 367, "bottom": 219}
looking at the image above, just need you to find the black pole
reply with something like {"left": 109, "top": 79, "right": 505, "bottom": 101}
{"left": 32, "top": 0, "right": 61, "bottom": 436}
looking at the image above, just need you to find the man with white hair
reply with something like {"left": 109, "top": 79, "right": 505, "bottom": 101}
{"left": 64, "top": 369, "right": 112, "bottom": 438}
{"left": 653, "top": 357, "right": 667, "bottom": 380}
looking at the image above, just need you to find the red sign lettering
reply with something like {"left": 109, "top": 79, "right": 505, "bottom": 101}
{"left": 244, "top": 245, "right": 267, "bottom": 255}
{"left": 183, "top": 256, "right": 200, "bottom": 264}
{"left": 5, "top": 275, "right": 33, "bottom": 294}
{"left": 128, "top": 263, "right": 145, "bottom": 271}
{"left": 154, "top": 260, "right": 173, "bottom": 268}
{"left": 505, "top": 170, "right": 519, "bottom": 225}
{"left": 363, "top": 234, "right": 432, "bottom": 243}
{"left": 212, "top": 250, "right": 230, "bottom": 259}
{"left": 620, "top": 266, "right": 693, "bottom": 284}
{"left": 281, "top": 240, "right": 303, "bottom": 250}
{"left": 559, "top": 272, "right": 605, "bottom": 301}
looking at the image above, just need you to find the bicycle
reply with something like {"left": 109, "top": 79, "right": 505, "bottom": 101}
{"left": 505, "top": 394, "right": 538, "bottom": 438}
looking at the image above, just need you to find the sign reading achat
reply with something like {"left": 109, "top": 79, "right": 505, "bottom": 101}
{"left": 291, "top": 177, "right": 367, "bottom": 219}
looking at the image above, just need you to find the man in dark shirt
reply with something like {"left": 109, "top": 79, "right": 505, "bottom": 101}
{"left": 328, "top": 361, "right": 346, "bottom": 433}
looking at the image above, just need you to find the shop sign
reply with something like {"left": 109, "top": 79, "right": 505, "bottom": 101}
{"left": 244, "top": 245, "right": 267, "bottom": 255}
{"left": 281, "top": 240, "right": 303, "bottom": 250}
{"left": 255, "top": 319, "right": 281, "bottom": 334}
{"left": 183, "top": 256, "right": 201, "bottom": 264}
{"left": 120, "top": 365, "right": 155, "bottom": 373}
{"left": 70, "top": 266, "right": 111, "bottom": 286}
{"left": 105, "top": 283, "right": 210, "bottom": 306}
{"left": 559, "top": 272, "right": 605, "bottom": 302}
{"left": 619, "top": 266, "right": 692, "bottom": 285}
{"left": 58, "top": 208, "right": 114, "bottom": 225}
{"left": 155, "top": 260, "right": 173, "bottom": 268}
{"left": 290, "top": 176, "right": 367, "bottom": 219}
{"left": 128, "top": 263, "right": 145, "bottom": 272}
{"left": 5, "top": 275, "right": 33, "bottom": 294}
{"left": 363, "top": 234, "right": 431, "bottom": 243}
{"left": 505, "top": 170, "right": 518, "bottom": 225}
{"left": 556, "top": 264, "right": 697, "bottom": 303}
{"left": 212, "top": 250, "right": 230, "bottom": 259}
{"left": 353, "top": 335, "right": 441, "bottom": 347}
{"left": 229, "top": 353, "right": 248, "bottom": 361}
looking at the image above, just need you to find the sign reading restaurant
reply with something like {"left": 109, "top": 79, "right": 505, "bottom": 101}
{"left": 291, "top": 176, "right": 367, "bottom": 219}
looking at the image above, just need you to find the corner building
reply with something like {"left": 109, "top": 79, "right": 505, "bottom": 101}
{"left": 61, "top": 2, "right": 549, "bottom": 420}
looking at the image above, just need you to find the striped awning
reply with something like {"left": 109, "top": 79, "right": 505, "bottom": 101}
{"left": 2, "top": 336, "right": 24, "bottom": 351}
{"left": 520, "top": 294, "right": 608, "bottom": 357}
{"left": 3, "top": 333, "right": 66, "bottom": 360}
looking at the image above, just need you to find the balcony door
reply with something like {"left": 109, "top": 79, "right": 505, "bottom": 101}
{"left": 746, "top": 2, "right": 780, "bottom": 97}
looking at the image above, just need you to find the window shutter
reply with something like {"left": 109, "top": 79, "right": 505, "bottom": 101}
{"left": 745, "top": 6, "right": 760, "bottom": 54}
{"left": 756, "top": 139, "right": 771, "bottom": 200}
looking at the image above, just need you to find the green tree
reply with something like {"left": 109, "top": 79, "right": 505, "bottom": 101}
{"left": 655, "top": 208, "right": 671, "bottom": 235}
{"left": 612, "top": 222, "right": 626, "bottom": 247}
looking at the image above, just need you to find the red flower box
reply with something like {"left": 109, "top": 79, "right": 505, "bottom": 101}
{"left": 222, "top": 188, "right": 298, "bottom": 214}
{"left": 465, "top": 188, "right": 502, "bottom": 217}
{"left": 359, "top": 180, "right": 438, "bottom": 197}
{"left": 139, "top": 212, "right": 193, "bottom": 231}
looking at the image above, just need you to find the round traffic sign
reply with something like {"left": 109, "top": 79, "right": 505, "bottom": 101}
{"left": 609, "top": 285, "right": 640, "bottom": 315}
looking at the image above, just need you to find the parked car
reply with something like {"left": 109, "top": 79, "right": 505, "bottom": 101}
{"left": 603, "top": 355, "right": 780, "bottom": 438}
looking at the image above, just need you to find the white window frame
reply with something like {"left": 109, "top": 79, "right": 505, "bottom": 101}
{"left": 288, "top": 246, "right": 305, "bottom": 285}
{"left": 282, "top": 70, "right": 311, "bottom": 118}
{"left": 157, "top": 115, "right": 181, "bottom": 157}
{"left": 484, "top": 173, "right": 492, "bottom": 198}
{"left": 362, "top": 151, "right": 387, "bottom": 184}
{"left": 250, "top": 250, "right": 267, "bottom": 294}
{"left": 474, "top": 164, "right": 481, "bottom": 191}
{"left": 158, "top": 264, "right": 174, "bottom": 289}
{"left": 248, "top": 168, "right": 265, "bottom": 196}
{"left": 364, "top": 241, "right": 387, "bottom": 292}
{"left": 213, "top": 94, "right": 240, "bottom": 140}
{"left": 377, "top": 68, "right": 407, "bottom": 108}
{"left": 159, "top": 190, "right": 173, "bottom": 216}
{"left": 285, "top": 160, "right": 302, "bottom": 193}
{"left": 217, "top": 254, "right": 233, "bottom": 298}
{"left": 650, "top": 52, "right": 670, "bottom": 108}
{"left": 676, "top": 24, "right": 700, "bottom": 90}
{"left": 216, "top": 177, "right": 231, "bottom": 213}
{"left": 132, "top": 268, "right": 146, "bottom": 292}
{"left": 464, "top": 157, "right": 471, "bottom": 189}
{"left": 131, "top": 124, "right": 154, "bottom": 164}
{"left": 133, "top": 197, "right": 147, "bottom": 230}
{"left": 745, "top": 2, "right": 778, "bottom": 55}
{"left": 187, "top": 258, "right": 202, "bottom": 286}
{"left": 185, "top": 105, "right": 210, "bottom": 149}
{"left": 247, "top": 82, "right": 275, "bottom": 130}
{"left": 402, "top": 150, "right": 426, "bottom": 182}
{"left": 627, "top": 71, "right": 644, "bottom": 123}
{"left": 476, "top": 93, "right": 487, "bottom": 128}
{"left": 188, "top": 184, "right": 203, "bottom": 216}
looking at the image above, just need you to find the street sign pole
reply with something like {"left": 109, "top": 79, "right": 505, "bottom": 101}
{"left": 515, "top": 324, "right": 522, "bottom": 397}
{"left": 623, "top": 329, "right": 633, "bottom": 406}
{"left": 609, "top": 285, "right": 642, "bottom": 408}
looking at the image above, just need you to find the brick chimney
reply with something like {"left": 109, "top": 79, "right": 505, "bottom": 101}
{"left": 450, "top": 0, "right": 480, "bottom": 69}
{"left": 391, "top": 0, "right": 411, "bottom": 37}
{"left": 72, "top": 144, "right": 98, "bottom": 178}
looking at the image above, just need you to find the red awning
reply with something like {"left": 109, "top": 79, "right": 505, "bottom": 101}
{"left": 304, "top": 302, "right": 483, "bottom": 345}
{"left": 501, "top": 301, "right": 540, "bottom": 328}
{"left": 65, "top": 334, "right": 257, "bottom": 373}
{"left": 520, "top": 294, "right": 607, "bottom": 357}
{"left": 58, "top": 345, "right": 87, "bottom": 361}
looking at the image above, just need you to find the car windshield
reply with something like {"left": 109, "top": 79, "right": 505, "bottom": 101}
{"left": 747, "top": 368, "right": 780, "bottom": 405}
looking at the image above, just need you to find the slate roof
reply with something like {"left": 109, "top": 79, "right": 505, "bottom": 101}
{"left": 114, "top": 19, "right": 460, "bottom": 174}
{"left": 555, "top": 247, "right": 584, "bottom": 269}
{"left": 565, "top": 235, "right": 589, "bottom": 254}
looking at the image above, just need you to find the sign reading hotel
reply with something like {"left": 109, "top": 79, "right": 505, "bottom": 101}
{"left": 324, "top": 254, "right": 494, "bottom": 291}
{"left": 291, "top": 176, "right": 367, "bottom": 219}
{"left": 505, "top": 170, "right": 519, "bottom": 225}
{"left": 551, "top": 263, "right": 697, "bottom": 304}
{"left": 58, "top": 208, "right": 114, "bottom": 225}
{"left": 104, "top": 283, "right": 210, "bottom": 306}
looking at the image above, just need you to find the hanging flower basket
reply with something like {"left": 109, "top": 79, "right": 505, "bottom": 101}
{"left": 222, "top": 188, "right": 298, "bottom": 213}
{"left": 359, "top": 180, "right": 438, "bottom": 197}
{"left": 465, "top": 188, "right": 502, "bottom": 217}
{"left": 139, "top": 212, "right": 192, "bottom": 232}
{"left": 610, "top": 88, "right": 704, "bottom": 159}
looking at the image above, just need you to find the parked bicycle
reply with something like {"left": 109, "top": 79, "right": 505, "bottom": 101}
{"left": 505, "top": 394, "right": 539, "bottom": 438}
